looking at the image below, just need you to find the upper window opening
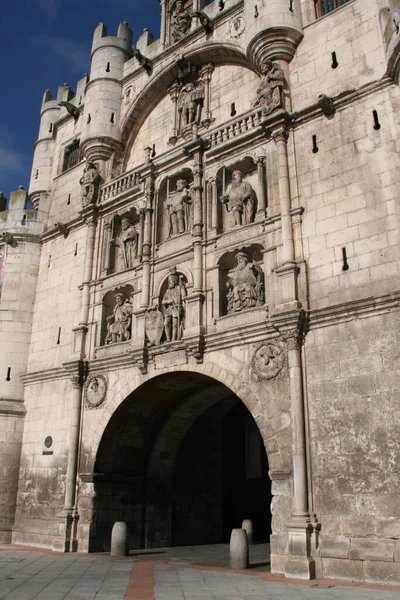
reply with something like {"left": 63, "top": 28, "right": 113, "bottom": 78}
{"left": 315, "top": 0, "right": 351, "bottom": 18}
{"left": 62, "top": 140, "right": 81, "bottom": 172}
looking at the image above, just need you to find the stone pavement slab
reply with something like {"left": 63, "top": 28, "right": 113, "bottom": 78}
{"left": 1, "top": 547, "right": 400, "bottom": 600}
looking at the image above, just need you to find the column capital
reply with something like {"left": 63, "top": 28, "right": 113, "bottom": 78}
{"left": 63, "top": 359, "right": 88, "bottom": 389}
{"left": 272, "top": 127, "right": 289, "bottom": 144}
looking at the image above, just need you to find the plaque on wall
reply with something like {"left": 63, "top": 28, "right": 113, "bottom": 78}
{"left": 84, "top": 374, "right": 108, "bottom": 409}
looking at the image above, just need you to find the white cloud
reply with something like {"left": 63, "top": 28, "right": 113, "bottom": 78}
{"left": 31, "top": 36, "right": 90, "bottom": 73}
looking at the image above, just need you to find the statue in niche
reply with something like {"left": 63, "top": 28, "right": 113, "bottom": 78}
{"left": 178, "top": 82, "right": 205, "bottom": 133}
{"left": 167, "top": 178, "right": 192, "bottom": 236}
{"left": 171, "top": 1, "right": 192, "bottom": 42}
{"left": 105, "top": 292, "right": 133, "bottom": 344}
{"left": 254, "top": 60, "right": 285, "bottom": 115}
{"left": 162, "top": 268, "right": 187, "bottom": 342}
{"left": 80, "top": 162, "right": 101, "bottom": 206}
{"left": 226, "top": 252, "right": 264, "bottom": 314}
{"left": 119, "top": 216, "right": 138, "bottom": 269}
{"left": 221, "top": 170, "right": 256, "bottom": 227}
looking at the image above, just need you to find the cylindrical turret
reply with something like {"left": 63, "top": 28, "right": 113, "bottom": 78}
{"left": 0, "top": 186, "right": 46, "bottom": 543}
{"left": 245, "top": 0, "right": 303, "bottom": 67}
{"left": 81, "top": 22, "right": 133, "bottom": 176}
{"left": 29, "top": 89, "right": 62, "bottom": 209}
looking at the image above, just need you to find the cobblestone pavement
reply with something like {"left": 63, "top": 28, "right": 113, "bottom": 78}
{"left": 1, "top": 547, "right": 400, "bottom": 600}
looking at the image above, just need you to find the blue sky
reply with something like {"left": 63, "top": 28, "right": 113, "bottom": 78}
{"left": 0, "top": 0, "right": 161, "bottom": 202}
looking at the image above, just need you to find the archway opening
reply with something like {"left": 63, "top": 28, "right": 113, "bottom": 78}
{"left": 91, "top": 372, "right": 271, "bottom": 552}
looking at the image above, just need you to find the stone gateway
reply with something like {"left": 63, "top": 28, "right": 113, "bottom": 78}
{"left": 1, "top": 0, "right": 400, "bottom": 588}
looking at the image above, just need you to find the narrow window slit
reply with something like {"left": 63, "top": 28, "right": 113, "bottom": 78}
{"left": 312, "top": 134, "right": 319, "bottom": 153}
{"left": 231, "top": 103, "right": 237, "bottom": 117}
{"left": 110, "top": 113, "right": 115, "bottom": 123}
{"left": 74, "top": 243, "right": 78, "bottom": 256}
{"left": 67, "top": 194, "right": 71, "bottom": 206}
{"left": 373, "top": 109, "right": 381, "bottom": 131}
{"left": 106, "top": 62, "right": 110, "bottom": 73}
{"left": 6, "top": 367, "right": 11, "bottom": 382}
{"left": 342, "top": 247, "right": 350, "bottom": 271}
{"left": 331, "top": 52, "right": 339, "bottom": 69}
{"left": 57, "top": 327, "right": 61, "bottom": 345}
{"left": 21, "top": 214, "right": 27, "bottom": 226}
{"left": 49, "top": 123, "right": 53, "bottom": 133}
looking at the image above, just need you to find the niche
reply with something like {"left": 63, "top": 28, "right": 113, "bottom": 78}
{"left": 100, "top": 285, "right": 134, "bottom": 347}
{"left": 218, "top": 245, "right": 264, "bottom": 317}
{"left": 102, "top": 208, "right": 140, "bottom": 275}
{"left": 156, "top": 169, "right": 194, "bottom": 243}
{"left": 216, "top": 157, "right": 259, "bottom": 232}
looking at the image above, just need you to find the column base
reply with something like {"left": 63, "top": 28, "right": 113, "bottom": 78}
{"left": 284, "top": 519, "right": 316, "bottom": 580}
{"left": 52, "top": 510, "right": 78, "bottom": 552}
{"left": 285, "top": 555, "right": 316, "bottom": 580}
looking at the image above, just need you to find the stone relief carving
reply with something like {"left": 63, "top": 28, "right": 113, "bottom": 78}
{"left": 221, "top": 170, "right": 256, "bottom": 228}
{"left": 254, "top": 61, "right": 285, "bottom": 116}
{"left": 230, "top": 16, "right": 245, "bottom": 38}
{"left": 162, "top": 267, "right": 187, "bottom": 342}
{"left": 167, "top": 178, "right": 193, "bottom": 236}
{"left": 145, "top": 307, "right": 165, "bottom": 346}
{"left": 105, "top": 292, "right": 133, "bottom": 344}
{"left": 85, "top": 374, "right": 108, "bottom": 409}
{"left": 226, "top": 251, "right": 264, "bottom": 314}
{"left": 252, "top": 341, "right": 286, "bottom": 381}
{"left": 120, "top": 215, "right": 138, "bottom": 269}
{"left": 171, "top": 1, "right": 192, "bottom": 42}
{"left": 80, "top": 162, "right": 101, "bottom": 206}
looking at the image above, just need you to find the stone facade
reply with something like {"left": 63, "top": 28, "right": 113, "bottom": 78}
{"left": 1, "top": 0, "right": 400, "bottom": 585}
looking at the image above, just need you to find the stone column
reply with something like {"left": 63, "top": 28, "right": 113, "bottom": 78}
{"left": 272, "top": 129, "right": 294, "bottom": 265}
{"left": 272, "top": 128, "right": 300, "bottom": 313}
{"left": 256, "top": 156, "right": 267, "bottom": 216}
{"left": 168, "top": 83, "right": 181, "bottom": 144}
{"left": 192, "top": 152, "right": 203, "bottom": 292}
{"left": 141, "top": 174, "right": 154, "bottom": 308}
{"left": 160, "top": 0, "right": 167, "bottom": 49}
{"left": 210, "top": 177, "right": 218, "bottom": 235}
{"left": 284, "top": 325, "right": 315, "bottom": 580}
{"left": 199, "top": 64, "right": 214, "bottom": 128}
{"left": 138, "top": 209, "right": 145, "bottom": 261}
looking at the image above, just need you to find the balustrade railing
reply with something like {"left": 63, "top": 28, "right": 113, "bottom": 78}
{"left": 100, "top": 170, "right": 141, "bottom": 202}
{"left": 207, "top": 108, "right": 263, "bottom": 148}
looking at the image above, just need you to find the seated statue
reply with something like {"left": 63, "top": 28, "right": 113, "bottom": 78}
{"left": 226, "top": 252, "right": 264, "bottom": 314}
{"left": 106, "top": 292, "right": 133, "bottom": 344}
{"left": 221, "top": 170, "right": 256, "bottom": 227}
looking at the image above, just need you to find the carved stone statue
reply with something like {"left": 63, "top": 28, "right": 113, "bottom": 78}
{"left": 255, "top": 60, "right": 285, "bottom": 115}
{"left": 161, "top": 268, "right": 187, "bottom": 342}
{"left": 226, "top": 252, "right": 264, "bottom": 314}
{"left": 119, "top": 216, "right": 138, "bottom": 269}
{"left": 171, "top": 1, "right": 192, "bottom": 42}
{"left": 221, "top": 170, "right": 256, "bottom": 227}
{"left": 167, "top": 178, "right": 192, "bottom": 236}
{"left": 178, "top": 82, "right": 205, "bottom": 133}
{"left": 105, "top": 292, "right": 133, "bottom": 344}
{"left": 80, "top": 162, "right": 101, "bottom": 207}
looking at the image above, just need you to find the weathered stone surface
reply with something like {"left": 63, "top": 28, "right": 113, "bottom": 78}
{"left": 230, "top": 529, "right": 249, "bottom": 570}
{"left": 321, "top": 558, "right": 363, "bottom": 582}
{"left": 319, "top": 536, "right": 350, "bottom": 560}
{"left": 349, "top": 538, "right": 395, "bottom": 562}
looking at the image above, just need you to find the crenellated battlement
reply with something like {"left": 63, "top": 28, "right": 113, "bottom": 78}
{"left": 91, "top": 21, "right": 133, "bottom": 56}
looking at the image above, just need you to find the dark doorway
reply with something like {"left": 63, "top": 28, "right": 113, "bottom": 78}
{"left": 90, "top": 372, "right": 271, "bottom": 552}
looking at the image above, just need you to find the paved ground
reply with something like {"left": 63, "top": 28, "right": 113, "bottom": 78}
{"left": 1, "top": 545, "right": 400, "bottom": 600}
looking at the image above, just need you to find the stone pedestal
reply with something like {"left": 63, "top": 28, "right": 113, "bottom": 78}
{"left": 285, "top": 520, "right": 315, "bottom": 580}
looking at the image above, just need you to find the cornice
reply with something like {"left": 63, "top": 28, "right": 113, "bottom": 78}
{"left": 21, "top": 366, "right": 69, "bottom": 385}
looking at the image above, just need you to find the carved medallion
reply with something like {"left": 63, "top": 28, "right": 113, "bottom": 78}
{"left": 85, "top": 374, "right": 108, "bottom": 409}
{"left": 230, "top": 16, "right": 245, "bottom": 38}
{"left": 145, "top": 307, "right": 164, "bottom": 346}
{"left": 252, "top": 341, "right": 286, "bottom": 381}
